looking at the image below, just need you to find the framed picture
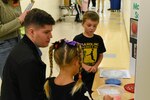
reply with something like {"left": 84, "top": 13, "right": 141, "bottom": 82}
{"left": 131, "top": 40, "right": 137, "bottom": 59}
{"left": 130, "top": 18, "right": 138, "bottom": 59}
{"left": 133, "top": 44, "right": 137, "bottom": 58}
{"left": 130, "top": 18, "right": 138, "bottom": 40}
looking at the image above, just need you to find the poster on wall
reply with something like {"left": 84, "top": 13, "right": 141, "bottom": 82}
{"left": 131, "top": 0, "right": 140, "bottom": 20}
{"left": 130, "top": 0, "right": 140, "bottom": 59}
{"left": 130, "top": 18, "right": 138, "bottom": 58}
{"left": 130, "top": 18, "right": 138, "bottom": 39}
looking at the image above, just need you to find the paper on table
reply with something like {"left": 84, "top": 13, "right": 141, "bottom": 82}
{"left": 100, "top": 69, "right": 131, "bottom": 78}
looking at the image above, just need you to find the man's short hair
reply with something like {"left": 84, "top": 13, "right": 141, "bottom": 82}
{"left": 24, "top": 8, "right": 55, "bottom": 28}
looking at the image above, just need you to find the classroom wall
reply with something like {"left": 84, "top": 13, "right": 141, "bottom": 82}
{"left": 134, "top": 0, "right": 150, "bottom": 99}
{"left": 20, "top": 0, "right": 61, "bottom": 21}
{"left": 122, "top": 0, "right": 131, "bottom": 41}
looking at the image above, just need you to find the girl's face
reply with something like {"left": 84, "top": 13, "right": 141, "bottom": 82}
{"left": 82, "top": 19, "right": 99, "bottom": 35}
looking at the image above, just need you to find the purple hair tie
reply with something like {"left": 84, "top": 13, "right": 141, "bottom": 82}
{"left": 65, "top": 40, "right": 78, "bottom": 46}
{"left": 53, "top": 39, "right": 82, "bottom": 49}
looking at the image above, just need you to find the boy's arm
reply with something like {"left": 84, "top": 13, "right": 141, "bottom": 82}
{"left": 90, "top": 53, "right": 103, "bottom": 73}
{"left": 94, "top": 53, "right": 103, "bottom": 68}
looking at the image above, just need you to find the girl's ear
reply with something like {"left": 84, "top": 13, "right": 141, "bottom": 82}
{"left": 71, "top": 58, "right": 79, "bottom": 71}
{"left": 72, "top": 58, "right": 80, "bottom": 75}
{"left": 75, "top": 60, "right": 79, "bottom": 67}
{"left": 72, "top": 58, "right": 79, "bottom": 66}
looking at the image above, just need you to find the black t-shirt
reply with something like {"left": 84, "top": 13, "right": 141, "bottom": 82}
{"left": 73, "top": 33, "right": 106, "bottom": 66}
{"left": 47, "top": 77, "right": 92, "bottom": 100}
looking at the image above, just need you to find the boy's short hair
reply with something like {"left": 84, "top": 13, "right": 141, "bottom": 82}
{"left": 82, "top": 11, "right": 99, "bottom": 24}
{"left": 24, "top": 8, "right": 55, "bottom": 28}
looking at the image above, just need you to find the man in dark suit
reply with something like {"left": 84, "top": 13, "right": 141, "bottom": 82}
{"left": 1, "top": 8, "right": 55, "bottom": 100}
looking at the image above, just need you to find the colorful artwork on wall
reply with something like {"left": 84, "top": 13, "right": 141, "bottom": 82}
{"left": 130, "top": 18, "right": 138, "bottom": 59}
{"left": 130, "top": 18, "right": 138, "bottom": 39}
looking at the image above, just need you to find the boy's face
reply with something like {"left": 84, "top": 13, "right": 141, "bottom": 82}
{"left": 82, "top": 19, "right": 99, "bottom": 35}
{"left": 30, "top": 24, "right": 53, "bottom": 47}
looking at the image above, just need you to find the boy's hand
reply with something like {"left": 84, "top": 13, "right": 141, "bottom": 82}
{"left": 89, "top": 66, "right": 98, "bottom": 73}
{"left": 82, "top": 64, "right": 92, "bottom": 72}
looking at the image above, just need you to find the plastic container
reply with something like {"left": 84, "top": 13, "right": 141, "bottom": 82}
{"left": 105, "top": 78, "right": 121, "bottom": 85}
{"left": 97, "top": 84, "right": 124, "bottom": 100}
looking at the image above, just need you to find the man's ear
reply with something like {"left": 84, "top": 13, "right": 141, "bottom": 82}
{"left": 28, "top": 27, "right": 34, "bottom": 37}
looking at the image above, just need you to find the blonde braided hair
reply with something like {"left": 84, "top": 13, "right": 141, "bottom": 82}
{"left": 71, "top": 43, "right": 83, "bottom": 95}
{"left": 44, "top": 40, "right": 83, "bottom": 99}
{"left": 44, "top": 44, "right": 54, "bottom": 100}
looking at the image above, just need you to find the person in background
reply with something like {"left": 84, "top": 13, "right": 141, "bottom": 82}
{"left": 97, "top": 0, "right": 104, "bottom": 13}
{"left": 44, "top": 39, "right": 113, "bottom": 100}
{"left": 107, "top": 0, "right": 111, "bottom": 11}
{"left": 88, "top": 0, "right": 96, "bottom": 8}
{"left": 0, "top": 0, "right": 28, "bottom": 78}
{"left": 73, "top": 11, "right": 106, "bottom": 96}
{"left": 1, "top": 8, "right": 55, "bottom": 100}
{"left": 74, "top": 0, "right": 82, "bottom": 22}
{"left": 82, "top": 0, "right": 89, "bottom": 14}
{"left": 91, "top": 0, "right": 96, "bottom": 7}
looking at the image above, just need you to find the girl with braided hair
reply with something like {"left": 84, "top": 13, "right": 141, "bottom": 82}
{"left": 44, "top": 39, "right": 113, "bottom": 100}
{"left": 44, "top": 39, "right": 92, "bottom": 100}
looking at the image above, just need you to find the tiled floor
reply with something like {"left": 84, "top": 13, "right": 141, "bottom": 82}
{"left": 41, "top": 0, "right": 130, "bottom": 78}
{"left": 97, "top": 12, "right": 130, "bottom": 69}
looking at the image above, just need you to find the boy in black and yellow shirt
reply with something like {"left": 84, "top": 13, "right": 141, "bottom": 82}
{"left": 73, "top": 11, "right": 106, "bottom": 95}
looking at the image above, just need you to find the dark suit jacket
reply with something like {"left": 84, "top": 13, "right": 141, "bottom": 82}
{"left": 1, "top": 35, "right": 46, "bottom": 100}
